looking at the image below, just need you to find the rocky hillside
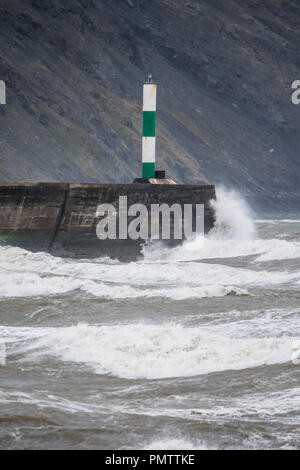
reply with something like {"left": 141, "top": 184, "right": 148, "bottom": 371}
{"left": 0, "top": 0, "right": 300, "bottom": 213}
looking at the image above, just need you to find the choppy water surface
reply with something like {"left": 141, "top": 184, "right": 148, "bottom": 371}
{"left": 0, "top": 190, "right": 299, "bottom": 449}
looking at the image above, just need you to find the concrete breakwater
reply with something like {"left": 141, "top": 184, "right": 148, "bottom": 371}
{"left": 0, "top": 183, "right": 216, "bottom": 259}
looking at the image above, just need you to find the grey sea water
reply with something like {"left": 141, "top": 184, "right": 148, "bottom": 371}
{"left": 0, "top": 190, "right": 299, "bottom": 450}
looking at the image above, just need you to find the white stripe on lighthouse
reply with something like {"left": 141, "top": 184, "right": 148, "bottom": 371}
{"left": 142, "top": 137, "right": 156, "bottom": 162}
{"left": 143, "top": 84, "right": 157, "bottom": 111}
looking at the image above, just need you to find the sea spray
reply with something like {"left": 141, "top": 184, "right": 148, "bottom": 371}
{"left": 143, "top": 187, "right": 257, "bottom": 261}
{"left": 142, "top": 188, "right": 300, "bottom": 263}
{"left": 209, "top": 186, "right": 256, "bottom": 240}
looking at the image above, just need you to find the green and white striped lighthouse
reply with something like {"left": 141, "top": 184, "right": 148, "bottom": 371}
{"left": 142, "top": 76, "right": 157, "bottom": 178}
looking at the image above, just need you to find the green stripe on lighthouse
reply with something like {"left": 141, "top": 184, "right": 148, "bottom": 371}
{"left": 143, "top": 111, "right": 156, "bottom": 137}
{"left": 142, "top": 162, "right": 155, "bottom": 178}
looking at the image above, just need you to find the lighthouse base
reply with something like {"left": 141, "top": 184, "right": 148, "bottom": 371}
{"left": 133, "top": 178, "right": 176, "bottom": 185}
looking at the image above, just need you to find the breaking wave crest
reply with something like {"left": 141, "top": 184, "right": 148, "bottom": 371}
{"left": 2, "top": 323, "right": 297, "bottom": 379}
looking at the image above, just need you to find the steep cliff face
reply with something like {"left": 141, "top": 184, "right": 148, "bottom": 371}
{"left": 0, "top": 0, "right": 299, "bottom": 213}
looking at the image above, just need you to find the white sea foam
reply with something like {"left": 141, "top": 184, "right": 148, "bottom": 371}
{"left": 0, "top": 342, "right": 6, "bottom": 366}
{"left": 82, "top": 281, "right": 249, "bottom": 300}
{"left": 125, "top": 387, "right": 300, "bottom": 425}
{"left": 0, "top": 265, "right": 250, "bottom": 299}
{"left": 193, "top": 306, "right": 300, "bottom": 338}
{"left": 256, "top": 219, "right": 300, "bottom": 223}
{"left": 6, "top": 323, "right": 295, "bottom": 379}
{"left": 0, "top": 271, "right": 82, "bottom": 298}
{"left": 188, "top": 388, "right": 300, "bottom": 421}
{"left": 0, "top": 250, "right": 297, "bottom": 299}
{"left": 254, "top": 239, "right": 300, "bottom": 262}
{"left": 144, "top": 236, "right": 300, "bottom": 263}
{"left": 0, "top": 262, "right": 296, "bottom": 300}
{"left": 143, "top": 437, "right": 211, "bottom": 450}
{"left": 37, "top": 257, "right": 297, "bottom": 287}
{"left": 0, "top": 390, "right": 99, "bottom": 413}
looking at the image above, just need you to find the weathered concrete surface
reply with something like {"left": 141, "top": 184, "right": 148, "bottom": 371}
{"left": 0, "top": 183, "right": 216, "bottom": 259}
{"left": 0, "top": 183, "right": 68, "bottom": 252}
